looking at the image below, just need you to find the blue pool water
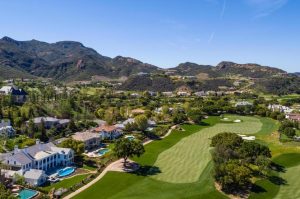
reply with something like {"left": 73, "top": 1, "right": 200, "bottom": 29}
{"left": 57, "top": 167, "right": 75, "bottom": 177}
{"left": 126, "top": 135, "right": 135, "bottom": 141}
{"left": 98, "top": 148, "right": 110, "bottom": 156}
{"left": 18, "top": 189, "right": 38, "bottom": 199}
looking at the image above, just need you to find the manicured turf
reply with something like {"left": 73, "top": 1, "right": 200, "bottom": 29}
{"left": 41, "top": 174, "right": 89, "bottom": 192}
{"left": 152, "top": 116, "right": 262, "bottom": 183}
{"left": 250, "top": 153, "right": 300, "bottom": 199}
{"left": 72, "top": 117, "right": 228, "bottom": 199}
{"left": 72, "top": 116, "right": 265, "bottom": 199}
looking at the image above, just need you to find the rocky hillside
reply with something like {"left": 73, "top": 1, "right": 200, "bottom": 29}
{"left": 0, "top": 37, "right": 288, "bottom": 82}
{"left": 0, "top": 37, "right": 158, "bottom": 81}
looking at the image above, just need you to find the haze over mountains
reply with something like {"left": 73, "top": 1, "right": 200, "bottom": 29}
{"left": 0, "top": 37, "right": 288, "bottom": 82}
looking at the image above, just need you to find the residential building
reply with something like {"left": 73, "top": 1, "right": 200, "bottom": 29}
{"left": 235, "top": 101, "right": 253, "bottom": 107}
{"left": 286, "top": 113, "right": 300, "bottom": 122}
{"left": 72, "top": 131, "right": 101, "bottom": 150}
{"left": 27, "top": 117, "right": 70, "bottom": 129}
{"left": 177, "top": 91, "right": 191, "bottom": 96}
{"left": 161, "top": 92, "right": 174, "bottom": 97}
{"left": 0, "top": 141, "right": 74, "bottom": 186}
{"left": 0, "top": 85, "right": 27, "bottom": 104}
{"left": 24, "top": 169, "right": 48, "bottom": 186}
{"left": 131, "top": 108, "right": 145, "bottom": 116}
{"left": 268, "top": 104, "right": 294, "bottom": 114}
{"left": 194, "top": 91, "right": 206, "bottom": 97}
{"left": 94, "top": 125, "right": 122, "bottom": 140}
{"left": 0, "top": 120, "right": 15, "bottom": 137}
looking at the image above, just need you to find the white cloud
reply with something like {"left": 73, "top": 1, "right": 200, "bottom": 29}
{"left": 245, "top": 0, "right": 288, "bottom": 18}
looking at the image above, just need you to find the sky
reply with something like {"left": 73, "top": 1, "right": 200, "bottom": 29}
{"left": 0, "top": 0, "right": 299, "bottom": 72}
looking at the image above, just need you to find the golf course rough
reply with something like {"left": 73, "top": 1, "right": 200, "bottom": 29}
{"left": 152, "top": 116, "right": 263, "bottom": 183}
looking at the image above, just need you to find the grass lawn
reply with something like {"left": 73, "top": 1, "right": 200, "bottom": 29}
{"left": 152, "top": 116, "right": 262, "bottom": 183}
{"left": 72, "top": 116, "right": 265, "bottom": 199}
{"left": 41, "top": 174, "right": 89, "bottom": 192}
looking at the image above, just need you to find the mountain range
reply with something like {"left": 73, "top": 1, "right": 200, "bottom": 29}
{"left": 0, "top": 37, "right": 287, "bottom": 82}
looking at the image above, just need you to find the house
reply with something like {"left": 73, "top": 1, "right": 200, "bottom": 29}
{"left": 131, "top": 108, "right": 145, "bottom": 116}
{"left": 268, "top": 104, "right": 294, "bottom": 114}
{"left": 194, "top": 91, "right": 206, "bottom": 97}
{"left": 161, "top": 92, "right": 174, "bottom": 97}
{"left": 235, "top": 101, "right": 253, "bottom": 107}
{"left": 94, "top": 125, "right": 122, "bottom": 140}
{"left": 130, "top": 93, "right": 140, "bottom": 98}
{"left": 72, "top": 131, "right": 101, "bottom": 150}
{"left": 0, "top": 85, "right": 27, "bottom": 104}
{"left": 24, "top": 169, "right": 48, "bottom": 186}
{"left": 115, "top": 118, "right": 135, "bottom": 130}
{"left": 286, "top": 113, "right": 300, "bottom": 122}
{"left": 27, "top": 117, "right": 70, "bottom": 129}
{"left": 148, "top": 119, "right": 157, "bottom": 127}
{"left": 0, "top": 120, "right": 15, "bottom": 138}
{"left": 177, "top": 91, "right": 191, "bottom": 97}
{"left": 0, "top": 141, "right": 74, "bottom": 186}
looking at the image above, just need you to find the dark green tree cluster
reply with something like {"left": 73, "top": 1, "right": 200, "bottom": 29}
{"left": 60, "top": 139, "right": 85, "bottom": 156}
{"left": 211, "top": 132, "right": 271, "bottom": 194}
{"left": 279, "top": 120, "right": 299, "bottom": 138}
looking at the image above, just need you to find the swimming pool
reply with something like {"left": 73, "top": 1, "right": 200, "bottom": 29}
{"left": 18, "top": 189, "right": 38, "bottom": 199}
{"left": 57, "top": 167, "right": 75, "bottom": 177}
{"left": 98, "top": 148, "right": 110, "bottom": 156}
{"left": 125, "top": 135, "right": 135, "bottom": 141}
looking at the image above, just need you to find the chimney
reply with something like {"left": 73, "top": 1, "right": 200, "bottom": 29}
{"left": 24, "top": 146, "right": 28, "bottom": 154}
{"left": 14, "top": 145, "right": 19, "bottom": 153}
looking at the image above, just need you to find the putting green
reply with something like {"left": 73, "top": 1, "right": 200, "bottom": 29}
{"left": 152, "top": 116, "right": 262, "bottom": 183}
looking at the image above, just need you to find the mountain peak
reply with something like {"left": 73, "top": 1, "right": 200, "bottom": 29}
{"left": 1, "top": 36, "right": 19, "bottom": 44}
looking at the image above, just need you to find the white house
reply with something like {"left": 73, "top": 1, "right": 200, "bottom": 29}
{"left": 235, "top": 101, "right": 253, "bottom": 107}
{"left": 0, "top": 141, "right": 74, "bottom": 186}
{"left": 268, "top": 104, "right": 294, "bottom": 114}
{"left": 0, "top": 120, "right": 15, "bottom": 137}
{"left": 72, "top": 131, "right": 101, "bottom": 150}
{"left": 94, "top": 125, "right": 122, "bottom": 140}
{"left": 24, "top": 169, "right": 48, "bottom": 186}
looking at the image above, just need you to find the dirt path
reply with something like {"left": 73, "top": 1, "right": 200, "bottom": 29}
{"left": 63, "top": 125, "right": 176, "bottom": 199}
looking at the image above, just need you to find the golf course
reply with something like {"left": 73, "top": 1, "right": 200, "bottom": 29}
{"left": 71, "top": 115, "right": 300, "bottom": 199}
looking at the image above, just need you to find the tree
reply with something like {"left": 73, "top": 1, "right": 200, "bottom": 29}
{"left": 113, "top": 138, "right": 145, "bottom": 166}
{"left": 283, "top": 127, "right": 296, "bottom": 138}
{"left": 134, "top": 115, "right": 148, "bottom": 131}
{"left": 211, "top": 132, "right": 243, "bottom": 149}
{"left": 238, "top": 142, "right": 271, "bottom": 163}
{"left": 0, "top": 184, "right": 15, "bottom": 199}
{"left": 68, "top": 119, "right": 78, "bottom": 132}
{"left": 187, "top": 108, "right": 203, "bottom": 124}
{"left": 28, "top": 119, "right": 35, "bottom": 138}
{"left": 172, "top": 112, "right": 187, "bottom": 124}
{"left": 39, "top": 119, "right": 48, "bottom": 142}
{"left": 214, "top": 160, "right": 252, "bottom": 193}
{"left": 60, "top": 139, "right": 84, "bottom": 156}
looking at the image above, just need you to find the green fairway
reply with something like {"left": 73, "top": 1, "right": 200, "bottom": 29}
{"left": 250, "top": 153, "right": 300, "bottom": 199}
{"left": 72, "top": 115, "right": 267, "bottom": 199}
{"left": 152, "top": 116, "right": 262, "bottom": 183}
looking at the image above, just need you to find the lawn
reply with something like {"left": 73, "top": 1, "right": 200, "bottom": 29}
{"left": 250, "top": 153, "right": 300, "bottom": 199}
{"left": 41, "top": 174, "right": 89, "bottom": 192}
{"left": 72, "top": 116, "right": 265, "bottom": 199}
{"left": 151, "top": 116, "right": 262, "bottom": 183}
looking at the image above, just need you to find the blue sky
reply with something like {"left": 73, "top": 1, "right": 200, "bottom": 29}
{"left": 0, "top": 0, "right": 299, "bottom": 72}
